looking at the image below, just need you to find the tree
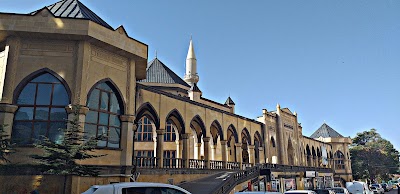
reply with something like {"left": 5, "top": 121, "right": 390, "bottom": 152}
{"left": 0, "top": 125, "right": 14, "bottom": 164}
{"left": 31, "top": 104, "right": 105, "bottom": 193}
{"left": 350, "top": 129, "right": 399, "bottom": 182}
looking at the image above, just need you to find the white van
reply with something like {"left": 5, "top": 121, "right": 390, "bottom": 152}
{"left": 346, "top": 181, "right": 373, "bottom": 194}
{"left": 82, "top": 182, "right": 191, "bottom": 194}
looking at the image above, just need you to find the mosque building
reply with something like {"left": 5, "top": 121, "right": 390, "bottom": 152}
{"left": 0, "top": 0, "right": 352, "bottom": 193}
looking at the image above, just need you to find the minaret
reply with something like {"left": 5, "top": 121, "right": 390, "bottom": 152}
{"left": 184, "top": 37, "right": 199, "bottom": 86}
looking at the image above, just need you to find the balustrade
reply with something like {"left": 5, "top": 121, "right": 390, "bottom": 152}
{"left": 241, "top": 162, "right": 253, "bottom": 170}
{"left": 210, "top": 160, "right": 224, "bottom": 169}
{"left": 133, "top": 156, "right": 158, "bottom": 168}
{"left": 226, "top": 161, "right": 240, "bottom": 170}
{"left": 189, "top": 159, "right": 206, "bottom": 169}
{"left": 163, "top": 158, "right": 184, "bottom": 169}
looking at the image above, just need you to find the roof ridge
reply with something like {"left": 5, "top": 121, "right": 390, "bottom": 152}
{"left": 140, "top": 58, "right": 190, "bottom": 87}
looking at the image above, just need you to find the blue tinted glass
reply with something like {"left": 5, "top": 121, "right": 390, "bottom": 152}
{"left": 15, "top": 107, "right": 34, "bottom": 120}
{"left": 109, "top": 115, "right": 120, "bottom": 127}
{"left": 110, "top": 94, "right": 121, "bottom": 114}
{"left": 36, "top": 84, "right": 52, "bottom": 105}
{"left": 50, "top": 108, "right": 67, "bottom": 121}
{"left": 87, "top": 89, "right": 100, "bottom": 109}
{"left": 97, "top": 83, "right": 112, "bottom": 91}
{"left": 31, "top": 73, "right": 60, "bottom": 83}
{"left": 85, "top": 111, "right": 98, "bottom": 124}
{"left": 108, "top": 127, "right": 120, "bottom": 148}
{"left": 99, "top": 113, "right": 109, "bottom": 125}
{"left": 52, "top": 84, "right": 69, "bottom": 105}
{"left": 100, "top": 92, "right": 109, "bottom": 111}
{"left": 35, "top": 107, "right": 49, "bottom": 120}
{"left": 137, "top": 124, "right": 142, "bottom": 132}
{"left": 11, "top": 121, "right": 32, "bottom": 145}
{"left": 33, "top": 122, "right": 48, "bottom": 141}
{"left": 49, "top": 122, "right": 65, "bottom": 144}
{"left": 17, "top": 83, "right": 36, "bottom": 105}
{"left": 97, "top": 126, "right": 108, "bottom": 147}
{"left": 84, "top": 124, "right": 97, "bottom": 139}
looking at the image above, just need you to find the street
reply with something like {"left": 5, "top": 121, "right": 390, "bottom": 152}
{"left": 386, "top": 188, "right": 399, "bottom": 194}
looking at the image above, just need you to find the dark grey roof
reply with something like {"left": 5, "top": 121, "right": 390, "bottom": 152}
{"left": 225, "top": 96, "right": 235, "bottom": 105}
{"left": 310, "top": 123, "right": 344, "bottom": 138}
{"left": 31, "top": 0, "right": 113, "bottom": 30}
{"left": 190, "top": 83, "right": 202, "bottom": 92}
{"left": 139, "top": 58, "right": 190, "bottom": 87}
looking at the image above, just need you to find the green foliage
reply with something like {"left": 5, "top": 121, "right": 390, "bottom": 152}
{"left": 350, "top": 129, "right": 399, "bottom": 181}
{"left": 31, "top": 104, "right": 105, "bottom": 176}
{"left": 0, "top": 124, "right": 14, "bottom": 163}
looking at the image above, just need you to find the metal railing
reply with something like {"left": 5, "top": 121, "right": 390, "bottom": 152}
{"left": 213, "top": 165, "right": 260, "bottom": 194}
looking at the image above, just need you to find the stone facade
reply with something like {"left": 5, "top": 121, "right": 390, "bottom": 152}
{"left": 0, "top": 1, "right": 352, "bottom": 193}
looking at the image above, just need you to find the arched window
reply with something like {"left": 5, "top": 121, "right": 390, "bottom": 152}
{"left": 12, "top": 73, "right": 69, "bottom": 145}
{"left": 334, "top": 151, "right": 345, "bottom": 170}
{"left": 85, "top": 82, "right": 122, "bottom": 148}
{"left": 164, "top": 121, "right": 177, "bottom": 142}
{"left": 136, "top": 117, "right": 153, "bottom": 142}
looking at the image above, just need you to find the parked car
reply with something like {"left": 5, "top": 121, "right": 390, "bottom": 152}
{"left": 346, "top": 181, "right": 373, "bottom": 194}
{"left": 312, "top": 189, "right": 336, "bottom": 194}
{"left": 235, "top": 192, "right": 282, "bottom": 194}
{"left": 369, "top": 186, "right": 379, "bottom": 194}
{"left": 329, "top": 187, "right": 350, "bottom": 194}
{"left": 285, "top": 190, "right": 317, "bottom": 194}
{"left": 370, "top": 184, "right": 384, "bottom": 194}
{"left": 82, "top": 182, "right": 192, "bottom": 194}
{"left": 381, "top": 183, "right": 392, "bottom": 192}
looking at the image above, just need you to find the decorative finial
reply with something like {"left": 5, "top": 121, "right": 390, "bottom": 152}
{"left": 155, "top": 50, "right": 157, "bottom": 59}
{"left": 190, "top": 34, "right": 192, "bottom": 40}
{"left": 276, "top": 103, "right": 280, "bottom": 109}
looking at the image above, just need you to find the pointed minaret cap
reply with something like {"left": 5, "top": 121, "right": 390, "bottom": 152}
{"left": 225, "top": 96, "right": 235, "bottom": 105}
{"left": 276, "top": 103, "right": 281, "bottom": 109}
{"left": 294, "top": 111, "right": 297, "bottom": 116}
{"left": 186, "top": 38, "right": 196, "bottom": 59}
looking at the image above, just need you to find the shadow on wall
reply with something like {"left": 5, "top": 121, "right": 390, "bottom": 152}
{"left": 0, "top": 175, "right": 67, "bottom": 194}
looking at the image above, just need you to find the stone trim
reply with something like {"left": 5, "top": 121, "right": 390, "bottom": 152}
{"left": 65, "top": 105, "right": 89, "bottom": 115}
{"left": 0, "top": 103, "right": 18, "bottom": 113}
{"left": 120, "top": 115, "right": 135, "bottom": 122}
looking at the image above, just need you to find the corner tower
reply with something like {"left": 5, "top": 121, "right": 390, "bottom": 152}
{"left": 184, "top": 38, "right": 199, "bottom": 86}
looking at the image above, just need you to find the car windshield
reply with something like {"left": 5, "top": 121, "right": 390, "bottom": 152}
{"left": 314, "top": 190, "right": 330, "bottom": 194}
{"left": 331, "top": 188, "right": 344, "bottom": 193}
{"left": 370, "top": 187, "right": 376, "bottom": 189}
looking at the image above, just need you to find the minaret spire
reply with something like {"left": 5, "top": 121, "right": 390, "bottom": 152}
{"left": 184, "top": 37, "right": 199, "bottom": 86}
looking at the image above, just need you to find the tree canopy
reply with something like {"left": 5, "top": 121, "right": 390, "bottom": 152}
{"left": 350, "top": 129, "right": 399, "bottom": 182}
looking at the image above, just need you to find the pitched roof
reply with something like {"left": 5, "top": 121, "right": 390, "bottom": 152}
{"left": 225, "top": 96, "right": 235, "bottom": 105}
{"left": 139, "top": 58, "right": 191, "bottom": 87}
{"left": 190, "top": 83, "right": 202, "bottom": 92}
{"left": 310, "top": 123, "right": 344, "bottom": 138}
{"left": 31, "top": 0, "right": 113, "bottom": 30}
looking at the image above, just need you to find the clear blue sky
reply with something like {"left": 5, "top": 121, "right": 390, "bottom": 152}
{"left": 1, "top": 0, "right": 399, "bottom": 150}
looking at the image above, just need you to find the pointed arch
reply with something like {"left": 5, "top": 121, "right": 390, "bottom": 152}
{"left": 166, "top": 109, "right": 186, "bottom": 135}
{"left": 135, "top": 102, "right": 160, "bottom": 129}
{"left": 227, "top": 124, "right": 238, "bottom": 146}
{"left": 254, "top": 131, "right": 262, "bottom": 146}
{"left": 85, "top": 79, "right": 125, "bottom": 148}
{"left": 87, "top": 78, "right": 126, "bottom": 114}
{"left": 210, "top": 120, "right": 224, "bottom": 143}
{"left": 189, "top": 115, "right": 206, "bottom": 143}
{"left": 13, "top": 68, "right": 72, "bottom": 104}
{"left": 254, "top": 131, "right": 262, "bottom": 164}
{"left": 12, "top": 70, "right": 71, "bottom": 145}
{"left": 334, "top": 150, "right": 345, "bottom": 169}
{"left": 241, "top": 128, "right": 251, "bottom": 145}
{"left": 312, "top": 146, "right": 316, "bottom": 157}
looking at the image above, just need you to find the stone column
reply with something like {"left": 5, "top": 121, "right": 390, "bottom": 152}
{"left": 1, "top": 37, "right": 21, "bottom": 104}
{"left": 226, "top": 146, "right": 232, "bottom": 162}
{"left": 0, "top": 104, "right": 18, "bottom": 137}
{"left": 182, "top": 133, "right": 190, "bottom": 168}
{"left": 248, "top": 145, "right": 256, "bottom": 165}
{"left": 65, "top": 105, "right": 89, "bottom": 126}
{"left": 210, "top": 144, "right": 217, "bottom": 160}
{"left": 156, "top": 129, "right": 165, "bottom": 168}
{"left": 203, "top": 137, "right": 210, "bottom": 168}
{"left": 120, "top": 115, "right": 135, "bottom": 166}
{"left": 175, "top": 140, "right": 181, "bottom": 158}
{"left": 258, "top": 147, "right": 264, "bottom": 164}
{"left": 194, "top": 143, "right": 202, "bottom": 159}
{"left": 220, "top": 140, "right": 227, "bottom": 167}
{"left": 235, "top": 143, "right": 242, "bottom": 165}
